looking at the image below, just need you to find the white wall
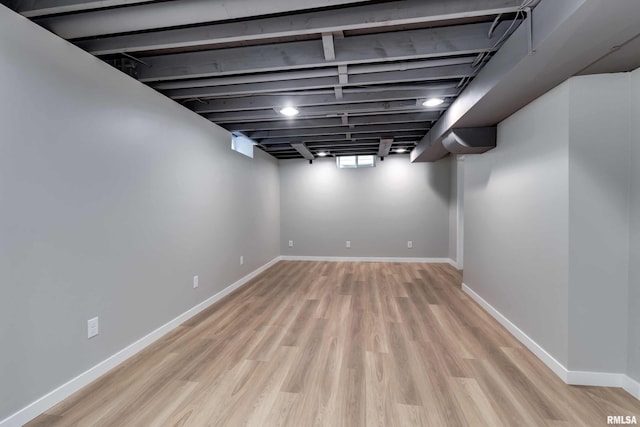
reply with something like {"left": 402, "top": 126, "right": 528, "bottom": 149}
{"left": 629, "top": 67, "right": 640, "bottom": 383}
{"left": 463, "top": 82, "right": 571, "bottom": 366}
{"left": 279, "top": 156, "right": 450, "bottom": 258}
{"left": 567, "top": 75, "right": 630, "bottom": 373}
{"left": 0, "top": 7, "right": 280, "bottom": 421}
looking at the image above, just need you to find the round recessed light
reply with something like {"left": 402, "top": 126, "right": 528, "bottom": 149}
{"left": 317, "top": 151, "right": 328, "bottom": 157}
{"left": 279, "top": 106, "right": 299, "bottom": 117}
{"left": 394, "top": 148, "right": 407, "bottom": 153}
{"left": 422, "top": 98, "right": 444, "bottom": 107}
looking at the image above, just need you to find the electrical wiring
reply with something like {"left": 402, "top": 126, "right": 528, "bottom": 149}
{"left": 490, "top": 0, "right": 535, "bottom": 48}
{"left": 488, "top": 14, "right": 503, "bottom": 38}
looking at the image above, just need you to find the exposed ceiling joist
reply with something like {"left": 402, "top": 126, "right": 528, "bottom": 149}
{"left": 11, "top": 0, "right": 155, "bottom": 18}
{"left": 73, "top": 0, "right": 523, "bottom": 55}
{"left": 206, "top": 104, "right": 442, "bottom": 124}
{"left": 3, "top": 0, "right": 543, "bottom": 160}
{"left": 223, "top": 112, "right": 440, "bottom": 131}
{"left": 33, "top": 0, "right": 371, "bottom": 39}
{"left": 290, "top": 142, "right": 315, "bottom": 160}
{"left": 259, "top": 130, "right": 426, "bottom": 145}
{"left": 205, "top": 101, "right": 447, "bottom": 123}
{"left": 190, "top": 90, "right": 456, "bottom": 113}
{"left": 136, "top": 22, "right": 505, "bottom": 82}
{"left": 153, "top": 57, "right": 474, "bottom": 91}
{"left": 165, "top": 64, "right": 472, "bottom": 100}
{"left": 378, "top": 138, "right": 394, "bottom": 157}
{"left": 249, "top": 123, "right": 429, "bottom": 139}
{"left": 322, "top": 33, "right": 336, "bottom": 61}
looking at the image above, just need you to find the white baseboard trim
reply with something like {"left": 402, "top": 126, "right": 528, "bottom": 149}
{"left": 623, "top": 375, "right": 640, "bottom": 400}
{"left": 0, "top": 257, "right": 281, "bottom": 427}
{"left": 565, "top": 370, "right": 640, "bottom": 400}
{"left": 462, "top": 282, "right": 640, "bottom": 400}
{"left": 461, "top": 283, "right": 569, "bottom": 382}
{"left": 566, "top": 370, "right": 626, "bottom": 387}
{"left": 280, "top": 255, "right": 456, "bottom": 265}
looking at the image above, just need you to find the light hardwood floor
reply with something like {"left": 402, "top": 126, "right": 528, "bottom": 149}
{"left": 27, "top": 261, "right": 639, "bottom": 426}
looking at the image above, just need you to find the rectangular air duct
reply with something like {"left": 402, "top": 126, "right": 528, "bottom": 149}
{"left": 442, "top": 126, "right": 496, "bottom": 155}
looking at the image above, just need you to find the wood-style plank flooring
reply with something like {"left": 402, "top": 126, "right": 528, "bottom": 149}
{"left": 28, "top": 261, "right": 639, "bottom": 426}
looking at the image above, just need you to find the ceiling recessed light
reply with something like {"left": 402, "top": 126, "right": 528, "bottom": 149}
{"left": 422, "top": 98, "right": 444, "bottom": 107}
{"left": 279, "top": 106, "right": 299, "bottom": 117}
{"left": 394, "top": 148, "right": 407, "bottom": 153}
{"left": 317, "top": 151, "right": 328, "bottom": 157}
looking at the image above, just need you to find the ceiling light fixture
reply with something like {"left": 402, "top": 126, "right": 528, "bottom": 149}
{"left": 422, "top": 97, "right": 444, "bottom": 107}
{"left": 279, "top": 106, "right": 299, "bottom": 117}
{"left": 317, "top": 151, "right": 328, "bottom": 157}
{"left": 394, "top": 148, "right": 407, "bottom": 153}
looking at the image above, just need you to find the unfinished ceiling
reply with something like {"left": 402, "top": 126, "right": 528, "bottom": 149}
{"left": 2, "top": 0, "right": 535, "bottom": 160}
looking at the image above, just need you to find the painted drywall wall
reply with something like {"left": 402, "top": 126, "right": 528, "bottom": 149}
{"left": 448, "top": 156, "right": 458, "bottom": 263}
{"left": 629, "top": 67, "right": 640, "bottom": 383}
{"left": 464, "top": 71, "right": 640, "bottom": 381}
{"left": 463, "top": 82, "right": 571, "bottom": 366}
{"left": 279, "top": 156, "right": 450, "bottom": 258}
{"left": 0, "top": 6, "right": 279, "bottom": 420}
{"left": 567, "top": 75, "right": 630, "bottom": 373}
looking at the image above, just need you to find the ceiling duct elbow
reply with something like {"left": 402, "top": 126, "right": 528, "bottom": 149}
{"left": 442, "top": 126, "right": 496, "bottom": 155}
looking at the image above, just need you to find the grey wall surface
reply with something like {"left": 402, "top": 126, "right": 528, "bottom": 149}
{"left": 629, "top": 67, "right": 640, "bottom": 383}
{"left": 567, "top": 75, "right": 630, "bottom": 373}
{"left": 463, "top": 82, "right": 571, "bottom": 366}
{"left": 464, "top": 70, "right": 640, "bottom": 379}
{"left": 448, "top": 156, "right": 458, "bottom": 262}
{"left": 0, "top": 6, "right": 279, "bottom": 420}
{"left": 279, "top": 156, "right": 450, "bottom": 258}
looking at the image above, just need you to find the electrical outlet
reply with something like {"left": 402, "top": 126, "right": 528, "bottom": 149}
{"left": 288, "top": 240, "right": 294, "bottom": 248}
{"left": 240, "top": 255, "right": 244, "bottom": 265}
{"left": 346, "top": 240, "right": 351, "bottom": 248}
{"left": 87, "top": 317, "right": 99, "bottom": 339}
{"left": 408, "top": 241, "right": 413, "bottom": 249}
{"left": 193, "top": 275, "right": 199, "bottom": 289}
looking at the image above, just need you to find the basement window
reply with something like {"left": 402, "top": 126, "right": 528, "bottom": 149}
{"left": 231, "top": 132, "right": 255, "bottom": 158}
{"left": 336, "top": 155, "right": 376, "bottom": 169}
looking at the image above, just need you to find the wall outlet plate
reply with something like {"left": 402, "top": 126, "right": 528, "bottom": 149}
{"left": 87, "top": 317, "right": 99, "bottom": 339}
{"left": 408, "top": 241, "right": 413, "bottom": 249}
{"left": 193, "top": 275, "right": 199, "bottom": 288}
{"left": 289, "top": 240, "right": 294, "bottom": 247}
{"left": 346, "top": 240, "right": 351, "bottom": 248}
{"left": 240, "top": 256, "right": 244, "bottom": 265}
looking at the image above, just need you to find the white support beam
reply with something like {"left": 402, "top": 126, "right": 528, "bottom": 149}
{"left": 290, "top": 143, "right": 315, "bottom": 160}
{"left": 334, "top": 86, "right": 343, "bottom": 99}
{"left": 378, "top": 138, "right": 394, "bottom": 157}
{"left": 136, "top": 23, "right": 504, "bottom": 82}
{"left": 322, "top": 33, "right": 336, "bottom": 61}
{"left": 338, "top": 65, "right": 349, "bottom": 85}
{"left": 341, "top": 114, "right": 349, "bottom": 126}
{"left": 72, "top": 0, "right": 523, "bottom": 54}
